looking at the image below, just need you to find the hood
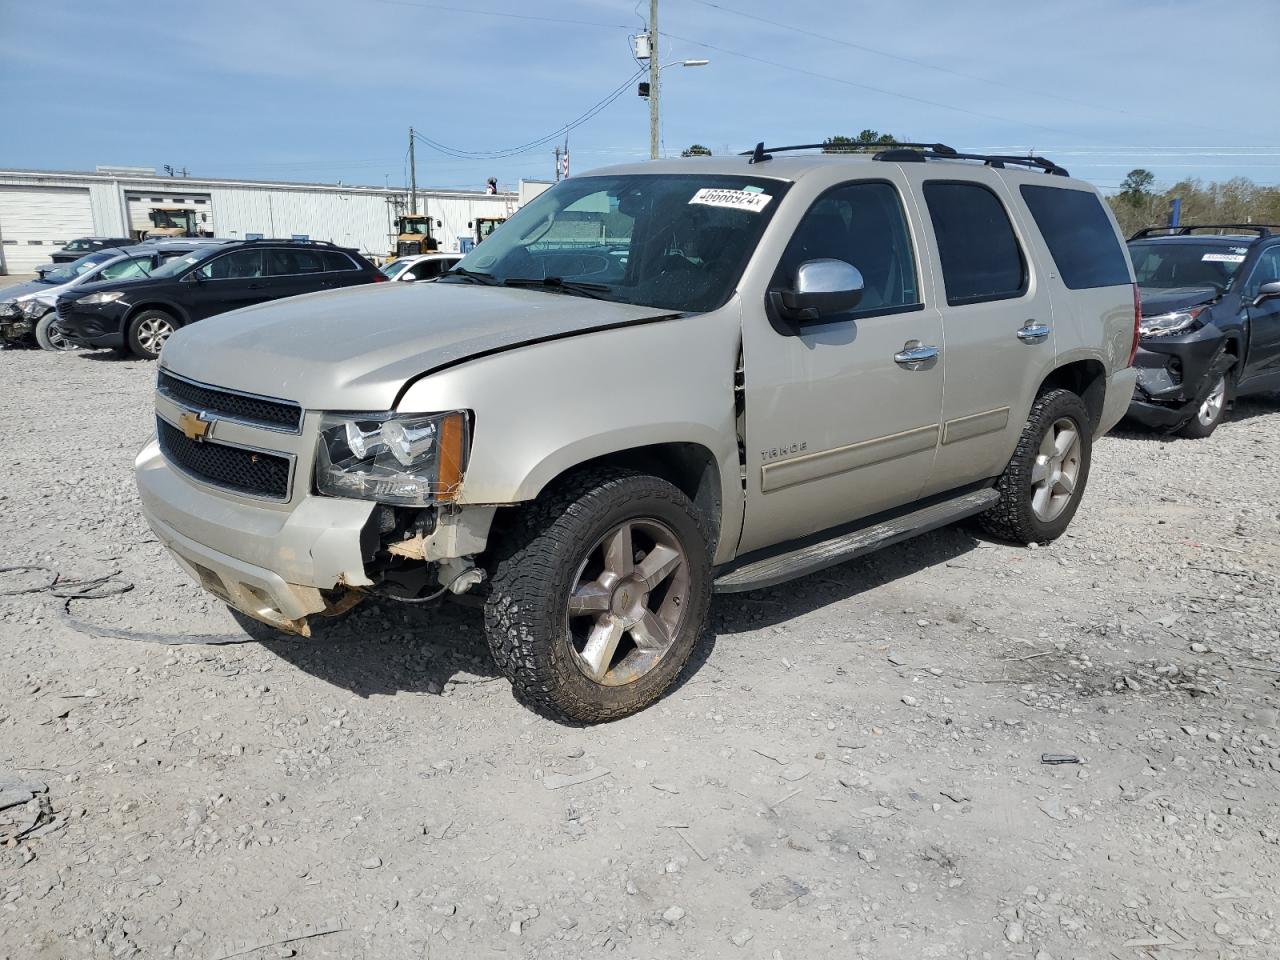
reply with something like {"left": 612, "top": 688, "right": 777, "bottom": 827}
{"left": 160, "top": 281, "right": 678, "bottom": 410}
{"left": 0, "top": 278, "right": 55, "bottom": 304}
{"left": 61, "top": 274, "right": 164, "bottom": 301}
{"left": 1138, "top": 285, "right": 1219, "bottom": 317}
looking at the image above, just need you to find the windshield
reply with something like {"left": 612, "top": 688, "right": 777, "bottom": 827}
{"left": 149, "top": 250, "right": 214, "bottom": 280}
{"left": 1128, "top": 240, "right": 1249, "bottom": 291}
{"left": 401, "top": 220, "right": 431, "bottom": 235}
{"left": 380, "top": 259, "right": 411, "bottom": 278}
{"left": 444, "top": 174, "right": 789, "bottom": 312}
{"left": 40, "top": 250, "right": 118, "bottom": 284}
{"left": 64, "top": 239, "right": 91, "bottom": 252}
{"left": 150, "top": 210, "right": 191, "bottom": 229}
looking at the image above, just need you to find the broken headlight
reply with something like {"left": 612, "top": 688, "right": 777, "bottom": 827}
{"left": 315, "top": 411, "right": 469, "bottom": 506}
{"left": 1139, "top": 306, "right": 1205, "bottom": 339}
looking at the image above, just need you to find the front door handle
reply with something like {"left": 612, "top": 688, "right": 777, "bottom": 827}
{"left": 894, "top": 340, "right": 940, "bottom": 368}
{"left": 1016, "top": 320, "right": 1051, "bottom": 343}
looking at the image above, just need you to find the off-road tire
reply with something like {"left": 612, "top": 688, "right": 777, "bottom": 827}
{"left": 978, "top": 388, "right": 1093, "bottom": 545}
{"left": 484, "top": 469, "right": 713, "bottom": 724}
{"left": 34, "top": 312, "right": 77, "bottom": 352}
{"left": 1176, "top": 362, "right": 1234, "bottom": 440}
{"left": 126, "top": 309, "right": 178, "bottom": 360}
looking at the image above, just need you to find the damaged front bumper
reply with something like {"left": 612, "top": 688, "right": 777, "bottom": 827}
{"left": 1125, "top": 324, "right": 1229, "bottom": 429}
{"left": 136, "top": 438, "right": 379, "bottom": 634}
{"left": 0, "top": 318, "right": 33, "bottom": 343}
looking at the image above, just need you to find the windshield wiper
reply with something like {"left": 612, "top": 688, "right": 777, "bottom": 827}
{"left": 502, "top": 276, "right": 612, "bottom": 299}
{"left": 442, "top": 267, "right": 500, "bottom": 285}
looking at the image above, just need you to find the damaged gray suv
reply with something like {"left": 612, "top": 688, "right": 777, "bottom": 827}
{"left": 136, "top": 142, "right": 1139, "bottom": 722}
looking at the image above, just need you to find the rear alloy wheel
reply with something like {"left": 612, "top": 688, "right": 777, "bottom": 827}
{"left": 978, "top": 388, "right": 1093, "bottom": 545}
{"left": 126, "top": 310, "right": 177, "bottom": 360}
{"left": 484, "top": 469, "right": 713, "bottom": 723}
{"left": 34, "top": 312, "right": 78, "bottom": 352}
{"left": 1177, "top": 371, "right": 1229, "bottom": 439}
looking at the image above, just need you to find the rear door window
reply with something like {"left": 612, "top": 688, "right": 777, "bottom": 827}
{"left": 267, "top": 249, "right": 324, "bottom": 275}
{"left": 1020, "top": 185, "right": 1130, "bottom": 289}
{"left": 322, "top": 251, "right": 357, "bottom": 272}
{"left": 923, "top": 181, "right": 1027, "bottom": 305}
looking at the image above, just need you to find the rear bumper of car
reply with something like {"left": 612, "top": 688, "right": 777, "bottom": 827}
{"left": 135, "top": 438, "right": 377, "bottom": 632}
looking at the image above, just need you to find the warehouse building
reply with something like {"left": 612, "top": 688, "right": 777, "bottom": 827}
{"left": 0, "top": 167, "right": 551, "bottom": 273}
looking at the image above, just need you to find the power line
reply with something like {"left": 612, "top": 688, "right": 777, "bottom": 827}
{"left": 658, "top": 30, "right": 1084, "bottom": 139}
{"left": 684, "top": 0, "right": 1237, "bottom": 136}
{"left": 363, "top": 0, "right": 632, "bottom": 29}
{"left": 413, "top": 69, "right": 644, "bottom": 160}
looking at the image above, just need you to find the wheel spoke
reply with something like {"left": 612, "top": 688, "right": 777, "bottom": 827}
{"left": 1053, "top": 426, "right": 1078, "bottom": 459}
{"left": 1030, "top": 458, "right": 1049, "bottom": 486}
{"left": 629, "top": 610, "right": 671, "bottom": 652}
{"left": 635, "top": 543, "right": 682, "bottom": 591}
{"left": 579, "top": 616, "right": 624, "bottom": 681}
{"left": 1053, "top": 470, "right": 1075, "bottom": 496}
{"left": 1032, "top": 483, "right": 1053, "bottom": 518}
{"left": 603, "top": 523, "right": 634, "bottom": 579}
{"left": 1039, "top": 430, "right": 1057, "bottom": 460}
{"left": 568, "top": 580, "right": 610, "bottom": 615}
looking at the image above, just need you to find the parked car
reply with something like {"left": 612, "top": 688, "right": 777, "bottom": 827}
{"left": 57, "top": 239, "right": 384, "bottom": 359}
{"left": 1, "top": 240, "right": 215, "bottom": 350}
{"left": 380, "top": 253, "right": 462, "bottom": 282}
{"left": 49, "top": 237, "right": 135, "bottom": 264}
{"left": 1125, "top": 225, "right": 1280, "bottom": 437}
{"left": 135, "top": 143, "right": 1138, "bottom": 722}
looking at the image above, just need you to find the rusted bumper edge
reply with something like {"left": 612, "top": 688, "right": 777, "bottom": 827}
{"left": 135, "top": 439, "right": 375, "bottom": 636}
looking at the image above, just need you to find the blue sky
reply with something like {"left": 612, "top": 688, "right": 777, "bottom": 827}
{"left": 4, "top": 0, "right": 1278, "bottom": 194}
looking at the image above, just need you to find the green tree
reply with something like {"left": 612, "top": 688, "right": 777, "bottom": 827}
{"left": 1120, "top": 168, "right": 1155, "bottom": 207}
{"left": 1106, "top": 173, "right": 1280, "bottom": 238}
{"left": 681, "top": 144, "right": 712, "bottom": 157}
{"left": 822, "top": 130, "right": 897, "bottom": 153}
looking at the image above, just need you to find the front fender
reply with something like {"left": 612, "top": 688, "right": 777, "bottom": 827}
{"left": 395, "top": 303, "right": 745, "bottom": 545}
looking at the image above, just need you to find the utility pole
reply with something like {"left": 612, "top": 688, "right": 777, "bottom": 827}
{"left": 648, "top": 0, "right": 660, "bottom": 160}
{"left": 408, "top": 126, "right": 418, "bottom": 214}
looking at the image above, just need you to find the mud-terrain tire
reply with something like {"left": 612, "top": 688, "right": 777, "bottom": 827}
{"left": 484, "top": 469, "right": 713, "bottom": 724}
{"left": 34, "top": 312, "right": 77, "bottom": 352}
{"left": 126, "top": 309, "right": 178, "bottom": 360}
{"left": 1176, "top": 365, "right": 1233, "bottom": 439}
{"left": 978, "top": 388, "right": 1092, "bottom": 545}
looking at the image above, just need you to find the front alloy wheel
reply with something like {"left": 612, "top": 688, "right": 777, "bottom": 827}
{"left": 567, "top": 518, "right": 690, "bottom": 686}
{"left": 484, "top": 469, "right": 713, "bottom": 723}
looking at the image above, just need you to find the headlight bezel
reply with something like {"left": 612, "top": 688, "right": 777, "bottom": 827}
{"left": 75, "top": 290, "right": 126, "bottom": 306}
{"left": 1138, "top": 306, "right": 1206, "bottom": 339}
{"left": 315, "top": 410, "right": 470, "bottom": 506}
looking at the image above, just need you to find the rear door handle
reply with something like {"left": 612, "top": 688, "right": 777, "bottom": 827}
{"left": 1016, "top": 320, "right": 1051, "bottom": 343}
{"left": 894, "top": 340, "right": 940, "bottom": 367}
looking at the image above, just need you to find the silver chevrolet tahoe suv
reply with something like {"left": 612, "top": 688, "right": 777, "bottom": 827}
{"left": 136, "top": 143, "right": 1140, "bottom": 723}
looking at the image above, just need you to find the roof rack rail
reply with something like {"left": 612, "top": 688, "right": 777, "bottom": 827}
{"left": 738, "top": 140, "right": 1067, "bottom": 175}
{"left": 238, "top": 237, "right": 341, "bottom": 247}
{"left": 872, "top": 146, "right": 1069, "bottom": 176}
{"left": 740, "top": 141, "right": 956, "bottom": 164}
{"left": 1128, "top": 224, "right": 1280, "bottom": 240}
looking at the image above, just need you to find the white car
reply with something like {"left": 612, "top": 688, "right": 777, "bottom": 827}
{"left": 380, "top": 253, "right": 461, "bottom": 282}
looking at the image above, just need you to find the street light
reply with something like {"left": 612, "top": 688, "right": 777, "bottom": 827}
{"left": 649, "top": 59, "right": 709, "bottom": 159}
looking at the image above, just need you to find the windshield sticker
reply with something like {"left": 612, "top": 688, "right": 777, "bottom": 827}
{"left": 689, "top": 188, "right": 773, "bottom": 212}
{"left": 1202, "top": 253, "right": 1246, "bottom": 263}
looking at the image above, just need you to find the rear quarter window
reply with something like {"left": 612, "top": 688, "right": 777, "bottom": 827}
{"left": 1019, "top": 184, "right": 1131, "bottom": 289}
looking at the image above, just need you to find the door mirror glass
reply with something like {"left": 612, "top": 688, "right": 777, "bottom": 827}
{"left": 773, "top": 258, "right": 864, "bottom": 322}
{"left": 1253, "top": 279, "right": 1280, "bottom": 306}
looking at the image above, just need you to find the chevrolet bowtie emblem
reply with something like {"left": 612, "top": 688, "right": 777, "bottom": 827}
{"left": 178, "top": 410, "right": 213, "bottom": 442}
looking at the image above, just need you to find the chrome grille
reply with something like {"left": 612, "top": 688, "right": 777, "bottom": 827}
{"left": 157, "top": 417, "right": 291, "bottom": 500}
{"left": 157, "top": 370, "right": 301, "bottom": 432}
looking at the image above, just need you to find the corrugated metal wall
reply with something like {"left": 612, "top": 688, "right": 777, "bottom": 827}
{"left": 206, "top": 187, "right": 392, "bottom": 255}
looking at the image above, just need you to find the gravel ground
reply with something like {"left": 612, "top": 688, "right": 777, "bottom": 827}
{"left": 2, "top": 346, "right": 1278, "bottom": 960}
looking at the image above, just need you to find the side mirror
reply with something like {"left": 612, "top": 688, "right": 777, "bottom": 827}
{"left": 1252, "top": 280, "right": 1280, "bottom": 307}
{"left": 403, "top": 272, "right": 417, "bottom": 281}
{"left": 770, "top": 259, "right": 864, "bottom": 323}
{"left": 183, "top": 271, "right": 202, "bottom": 284}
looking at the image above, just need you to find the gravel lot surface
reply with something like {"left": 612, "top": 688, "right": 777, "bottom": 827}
{"left": 2, "top": 346, "right": 1278, "bottom": 960}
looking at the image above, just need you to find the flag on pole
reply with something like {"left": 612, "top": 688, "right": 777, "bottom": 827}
{"left": 561, "top": 138, "right": 570, "bottom": 179}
